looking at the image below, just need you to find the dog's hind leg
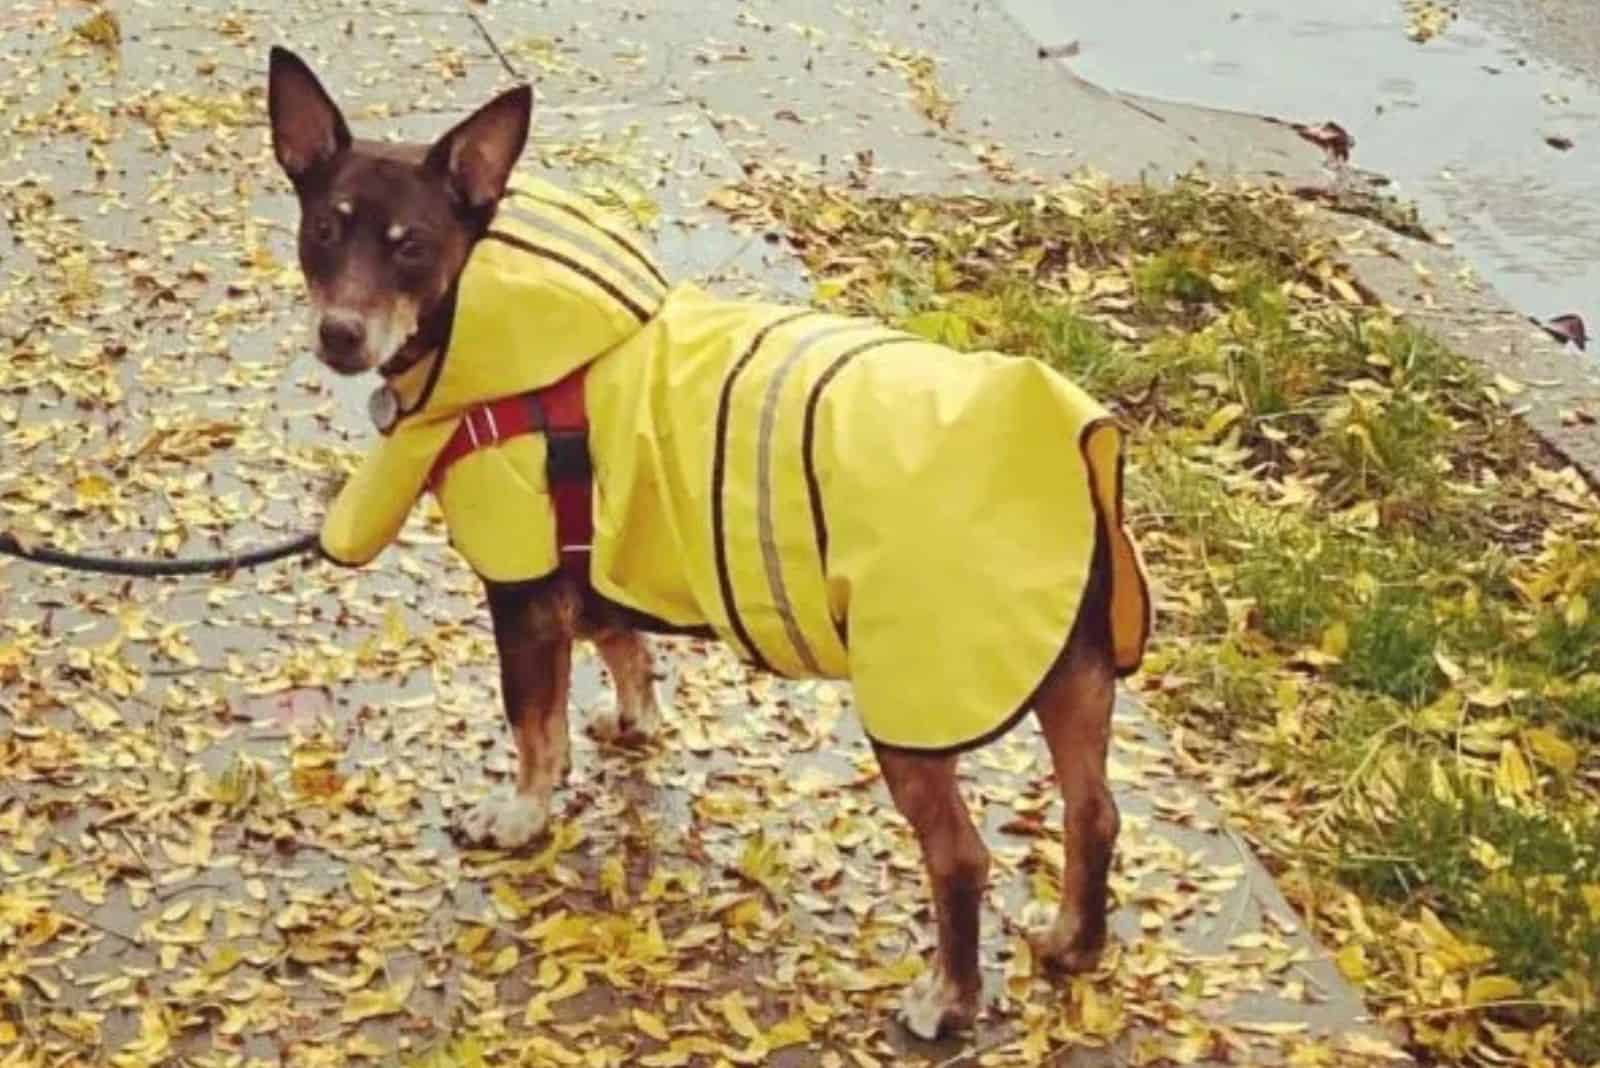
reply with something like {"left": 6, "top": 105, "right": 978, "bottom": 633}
{"left": 1028, "top": 530, "right": 1119, "bottom": 973}
{"left": 874, "top": 744, "right": 989, "bottom": 1040}
{"left": 459, "top": 579, "right": 577, "bottom": 850}
{"left": 589, "top": 627, "right": 661, "bottom": 744}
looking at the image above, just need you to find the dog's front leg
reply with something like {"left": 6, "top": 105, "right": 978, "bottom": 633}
{"left": 458, "top": 579, "right": 575, "bottom": 850}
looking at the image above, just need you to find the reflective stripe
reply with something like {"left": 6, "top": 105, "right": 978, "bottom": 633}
{"left": 753, "top": 322, "right": 863, "bottom": 673}
{"left": 711, "top": 310, "right": 817, "bottom": 669}
{"left": 502, "top": 202, "right": 665, "bottom": 312}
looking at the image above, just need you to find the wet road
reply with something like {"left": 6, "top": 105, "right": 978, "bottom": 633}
{"left": 1466, "top": 0, "right": 1600, "bottom": 80}
{"left": 1002, "top": 0, "right": 1600, "bottom": 348}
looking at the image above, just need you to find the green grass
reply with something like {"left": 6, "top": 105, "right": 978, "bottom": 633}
{"left": 1535, "top": 587, "right": 1600, "bottom": 679}
{"left": 1339, "top": 584, "right": 1444, "bottom": 704}
{"left": 1233, "top": 525, "right": 1345, "bottom": 643}
{"left": 1547, "top": 683, "right": 1600, "bottom": 743}
{"left": 731, "top": 170, "right": 1600, "bottom": 1066}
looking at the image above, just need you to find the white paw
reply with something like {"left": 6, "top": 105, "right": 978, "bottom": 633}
{"left": 589, "top": 686, "right": 662, "bottom": 744}
{"left": 629, "top": 684, "right": 664, "bottom": 735}
{"left": 900, "top": 971, "right": 947, "bottom": 1041}
{"left": 898, "top": 969, "right": 978, "bottom": 1041}
{"left": 458, "top": 791, "right": 549, "bottom": 849}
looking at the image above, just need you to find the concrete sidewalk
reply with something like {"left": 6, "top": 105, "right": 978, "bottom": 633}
{"left": 0, "top": 1, "right": 1432, "bottom": 1064}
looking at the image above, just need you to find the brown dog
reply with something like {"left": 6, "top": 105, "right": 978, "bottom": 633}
{"left": 267, "top": 46, "right": 1142, "bottom": 1039}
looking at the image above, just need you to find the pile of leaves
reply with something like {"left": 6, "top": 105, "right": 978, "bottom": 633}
{"left": 714, "top": 167, "right": 1600, "bottom": 1066}
{"left": 1404, "top": 0, "right": 1460, "bottom": 43}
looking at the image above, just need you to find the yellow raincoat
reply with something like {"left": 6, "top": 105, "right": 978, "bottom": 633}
{"left": 323, "top": 176, "right": 1151, "bottom": 752}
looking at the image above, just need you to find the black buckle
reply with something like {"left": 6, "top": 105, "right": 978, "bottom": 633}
{"left": 546, "top": 430, "right": 591, "bottom": 482}
{"left": 527, "top": 393, "right": 591, "bottom": 482}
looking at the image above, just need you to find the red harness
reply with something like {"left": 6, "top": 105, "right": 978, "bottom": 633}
{"left": 426, "top": 366, "right": 594, "bottom": 580}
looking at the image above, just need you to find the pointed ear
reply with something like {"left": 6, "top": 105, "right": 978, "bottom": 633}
{"left": 268, "top": 46, "right": 351, "bottom": 186}
{"left": 423, "top": 85, "right": 533, "bottom": 212}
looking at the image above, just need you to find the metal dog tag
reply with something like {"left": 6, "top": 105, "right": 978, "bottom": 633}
{"left": 368, "top": 385, "right": 401, "bottom": 433}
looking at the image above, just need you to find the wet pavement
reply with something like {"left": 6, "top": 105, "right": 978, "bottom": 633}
{"left": 0, "top": 2, "right": 1413, "bottom": 1065}
{"left": 1002, "top": 0, "right": 1600, "bottom": 353}
{"left": 1464, "top": 0, "right": 1600, "bottom": 92}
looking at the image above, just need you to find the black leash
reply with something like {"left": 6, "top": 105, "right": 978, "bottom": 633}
{"left": 0, "top": 531, "right": 320, "bottom": 577}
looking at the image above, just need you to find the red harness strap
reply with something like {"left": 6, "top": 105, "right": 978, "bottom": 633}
{"left": 427, "top": 366, "right": 593, "bottom": 580}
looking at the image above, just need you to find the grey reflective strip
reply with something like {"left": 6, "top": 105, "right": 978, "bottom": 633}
{"left": 501, "top": 202, "right": 665, "bottom": 308}
{"left": 755, "top": 321, "right": 864, "bottom": 673}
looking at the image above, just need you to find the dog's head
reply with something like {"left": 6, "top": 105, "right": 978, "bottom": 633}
{"left": 267, "top": 47, "right": 531, "bottom": 375}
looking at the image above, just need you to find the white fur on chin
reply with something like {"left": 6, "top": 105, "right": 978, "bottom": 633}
{"left": 310, "top": 296, "right": 418, "bottom": 373}
{"left": 367, "top": 296, "right": 418, "bottom": 368}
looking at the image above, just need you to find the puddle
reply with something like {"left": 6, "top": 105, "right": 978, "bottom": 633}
{"left": 1001, "top": 0, "right": 1600, "bottom": 343}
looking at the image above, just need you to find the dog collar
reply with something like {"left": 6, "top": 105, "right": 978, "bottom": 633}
{"left": 370, "top": 345, "right": 444, "bottom": 435}
{"left": 377, "top": 341, "right": 430, "bottom": 380}
{"left": 378, "top": 290, "right": 458, "bottom": 380}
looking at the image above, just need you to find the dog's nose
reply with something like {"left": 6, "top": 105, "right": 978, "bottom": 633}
{"left": 318, "top": 314, "right": 366, "bottom": 362}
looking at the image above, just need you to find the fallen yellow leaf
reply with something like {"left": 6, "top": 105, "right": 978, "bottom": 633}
{"left": 1523, "top": 727, "right": 1578, "bottom": 775}
{"left": 202, "top": 945, "right": 242, "bottom": 977}
{"left": 1201, "top": 402, "right": 1245, "bottom": 442}
{"left": 1494, "top": 741, "right": 1534, "bottom": 800}
{"left": 340, "top": 976, "right": 414, "bottom": 1024}
{"left": 633, "top": 1008, "right": 671, "bottom": 1043}
{"left": 1465, "top": 974, "right": 1522, "bottom": 1005}
{"left": 1334, "top": 943, "right": 1368, "bottom": 983}
{"left": 486, "top": 944, "right": 518, "bottom": 976}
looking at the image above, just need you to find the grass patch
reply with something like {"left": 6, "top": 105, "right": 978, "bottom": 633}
{"left": 1535, "top": 582, "right": 1600, "bottom": 678}
{"left": 1338, "top": 584, "right": 1443, "bottom": 704}
{"left": 720, "top": 169, "right": 1600, "bottom": 1066}
{"left": 1340, "top": 765, "right": 1600, "bottom": 1013}
{"left": 1547, "top": 682, "right": 1600, "bottom": 743}
{"left": 1233, "top": 524, "right": 1347, "bottom": 643}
